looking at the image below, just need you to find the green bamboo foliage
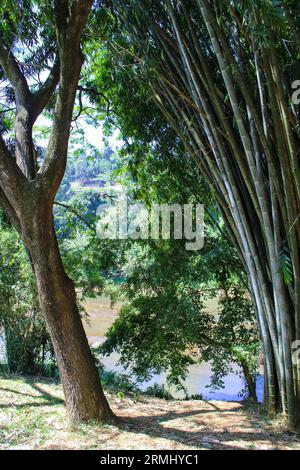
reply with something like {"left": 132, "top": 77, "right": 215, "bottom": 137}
{"left": 109, "top": 0, "right": 300, "bottom": 428}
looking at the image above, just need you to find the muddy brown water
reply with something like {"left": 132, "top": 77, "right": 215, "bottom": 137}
{"left": 82, "top": 296, "right": 263, "bottom": 401}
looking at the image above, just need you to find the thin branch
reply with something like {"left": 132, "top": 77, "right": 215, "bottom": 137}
{"left": 54, "top": 201, "right": 96, "bottom": 233}
{"left": 31, "top": 57, "right": 60, "bottom": 122}
{"left": 77, "top": 85, "right": 118, "bottom": 116}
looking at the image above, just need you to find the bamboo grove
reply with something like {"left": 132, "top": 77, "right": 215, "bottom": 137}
{"left": 106, "top": 0, "right": 300, "bottom": 427}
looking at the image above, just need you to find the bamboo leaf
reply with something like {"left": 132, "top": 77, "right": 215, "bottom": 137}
{"left": 279, "top": 245, "right": 294, "bottom": 285}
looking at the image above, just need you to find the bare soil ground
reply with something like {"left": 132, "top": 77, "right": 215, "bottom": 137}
{"left": 0, "top": 375, "right": 299, "bottom": 450}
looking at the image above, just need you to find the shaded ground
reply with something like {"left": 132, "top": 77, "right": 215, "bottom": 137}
{"left": 0, "top": 375, "right": 299, "bottom": 450}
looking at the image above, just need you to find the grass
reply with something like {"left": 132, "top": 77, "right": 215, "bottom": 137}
{"left": 0, "top": 373, "right": 299, "bottom": 450}
{"left": 0, "top": 375, "right": 64, "bottom": 448}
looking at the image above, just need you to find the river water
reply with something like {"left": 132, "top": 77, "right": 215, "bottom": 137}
{"left": 83, "top": 296, "right": 264, "bottom": 402}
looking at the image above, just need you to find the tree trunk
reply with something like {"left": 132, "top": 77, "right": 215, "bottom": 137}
{"left": 241, "top": 361, "right": 257, "bottom": 402}
{"left": 24, "top": 210, "right": 116, "bottom": 425}
{"left": 0, "top": 0, "right": 117, "bottom": 425}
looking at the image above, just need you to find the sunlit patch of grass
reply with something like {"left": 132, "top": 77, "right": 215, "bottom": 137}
{"left": 0, "top": 374, "right": 299, "bottom": 450}
{"left": 0, "top": 375, "right": 65, "bottom": 448}
{"left": 0, "top": 374, "right": 125, "bottom": 450}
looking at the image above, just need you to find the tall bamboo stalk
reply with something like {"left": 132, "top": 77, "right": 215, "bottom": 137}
{"left": 111, "top": 0, "right": 300, "bottom": 428}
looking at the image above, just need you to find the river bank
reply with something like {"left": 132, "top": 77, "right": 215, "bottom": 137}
{"left": 82, "top": 296, "right": 263, "bottom": 401}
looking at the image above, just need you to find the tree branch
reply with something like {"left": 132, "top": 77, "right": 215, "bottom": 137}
{"left": 31, "top": 56, "right": 60, "bottom": 122}
{"left": 0, "top": 38, "right": 58, "bottom": 179}
{"left": 39, "top": 0, "right": 93, "bottom": 197}
{"left": 0, "top": 134, "right": 26, "bottom": 214}
{"left": 54, "top": 201, "right": 96, "bottom": 232}
{"left": 0, "top": 39, "right": 30, "bottom": 106}
{"left": 77, "top": 85, "right": 118, "bottom": 117}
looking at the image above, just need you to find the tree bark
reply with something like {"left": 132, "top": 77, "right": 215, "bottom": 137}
{"left": 241, "top": 361, "right": 257, "bottom": 402}
{"left": 0, "top": 0, "right": 117, "bottom": 425}
{"left": 25, "top": 208, "right": 116, "bottom": 424}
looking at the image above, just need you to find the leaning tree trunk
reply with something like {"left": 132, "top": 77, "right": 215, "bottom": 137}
{"left": 0, "top": 0, "right": 117, "bottom": 424}
{"left": 24, "top": 210, "right": 115, "bottom": 424}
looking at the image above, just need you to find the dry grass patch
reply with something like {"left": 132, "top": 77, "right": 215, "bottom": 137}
{"left": 0, "top": 375, "right": 299, "bottom": 450}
